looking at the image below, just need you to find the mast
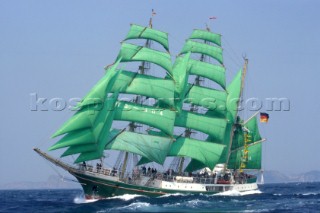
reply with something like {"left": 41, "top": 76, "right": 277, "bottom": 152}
{"left": 120, "top": 10, "right": 154, "bottom": 178}
{"left": 226, "top": 58, "right": 248, "bottom": 166}
{"left": 243, "top": 111, "right": 259, "bottom": 125}
{"left": 240, "top": 58, "right": 248, "bottom": 100}
{"left": 48, "top": 12, "right": 174, "bottom": 167}
{"left": 178, "top": 26, "right": 211, "bottom": 174}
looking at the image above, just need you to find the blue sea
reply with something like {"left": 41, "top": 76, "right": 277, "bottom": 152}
{"left": 1, "top": 182, "right": 320, "bottom": 212}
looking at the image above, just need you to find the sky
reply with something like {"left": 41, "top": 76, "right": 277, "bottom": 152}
{"left": 1, "top": 0, "right": 320, "bottom": 184}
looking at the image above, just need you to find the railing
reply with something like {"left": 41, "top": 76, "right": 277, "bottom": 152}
{"left": 78, "top": 165, "right": 256, "bottom": 185}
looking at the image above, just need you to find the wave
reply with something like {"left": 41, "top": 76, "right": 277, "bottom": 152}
{"left": 115, "top": 202, "right": 152, "bottom": 211}
{"left": 158, "top": 193, "right": 187, "bottom": 198}
{"left": 186, "top": 199, "right": 210, "bottom": 207}
{"left": 295, "top": 192, "right": 319, "bottom": 196}
{"left": 106, "top": 194, "right": 145, "bottom": 201}
{"left": 214, "top": 189, "right": 262, "bottom": 196}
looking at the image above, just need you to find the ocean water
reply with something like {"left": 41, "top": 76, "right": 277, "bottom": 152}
{"left": 1, "top": 182, "right": 320, "bottom": 212}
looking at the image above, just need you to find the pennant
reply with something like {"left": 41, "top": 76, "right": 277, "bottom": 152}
{"left": 152, "top": 9, "right": 156, "bottom": 16}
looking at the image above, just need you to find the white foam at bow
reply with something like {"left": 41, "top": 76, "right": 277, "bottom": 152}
{"left": 107, "top": 194, "right": 144, "bottom": 201}
{"left": 73, "top": 195, "right": 99, "bottom": 204}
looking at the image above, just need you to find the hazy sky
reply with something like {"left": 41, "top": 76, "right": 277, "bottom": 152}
{"left": 1, "top": 0, "right": 320, "bottom": 184}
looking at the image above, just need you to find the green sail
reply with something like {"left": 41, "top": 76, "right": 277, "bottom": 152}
{"left": 245, "top": 116, "right": 262, "bottom": 142}
{"left": 230, "top": 124, "right": 244, "bottom": 150}
{"left": 185, "top": 85, "right": 227, "bottom": 117}
{"left": 185, "top": 159, "right": 206, "bottom": 172}
{"left": 74, "top": 96, "right": 116, "bottom": 164}
{"left": 175, "top": 110, "right": 227, "bottom": 142}
{"left": 78, "top": 58, "right": 122, "bottom": 108}
{"left": 137, "top": 133, "right": 226, "bottom": 168}
{"left": 51, "top": 92, "right": 118, "bottom": 139}
{"left": 137, "top": 156, "right": 152, "bottom": 166}
{"left": 228, "top": 143, "right": 262, "bottom": 170}
{"left": 172, "top": 53, "right": 191, "bottom": 96}
{"left": 51, "top": 60, "right": 122, "bottom": 138}
{"left": 49, "top": 93, "right": 118, "bottom": 163}
{"left": 228, "top": 116, "right": 263, "bottom": 169}
{"left": 124, "top": 24, "right": 169, "bottom": 51}
{"left": 116, "top": 43, "right": 172, "bottom": 74}
{"left": 226, "top": 69, "right": 242, "bottom": 122}
{"left": 172, "top": 53, "right": 191, "bottom": 111}
{"left": 52, "top": 104, "right": 102, "bottom": 138}
{"left": 105, "top": 131, "right": 172, "bottom": 164}
{"left": 74, "top": 151, "right": 102, "bottom": 164}
{"left": 49, "top": 129, "right": 96, "bottom": 150}
{"left": 136, "top": 128, "right": 168, "bottom": 165}
{"left": 189, "top": 29, "right": 221, "bottom": 46}
{"left": 231, "top": 116, "right": 262, "bottom": 150}
{"left": 61, "top": 144, "right": 97, "bottom": 157}
{"left": 187, "top": 58, "right": 225, "bottom": 89}
{"left": 61, "top": 129, "right": 121, "bottom": 157}
{"left": 217, "top": 122, "right": 233, "bottom": 164}
{"left": 110, "top": 69, "right": 175, "bottom": 106}
{"left": 169, "top": 137, "right": 225, "bottom": 169}
{"left": 114, "top": 101, "right": 176, "bottom": 136}
{"left": 180, "top": 40, "right": 223, "bottom": 64}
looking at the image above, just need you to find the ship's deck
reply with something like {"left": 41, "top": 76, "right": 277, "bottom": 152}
{"left": 78, "top": 164, "right": 257, "bottom": 185}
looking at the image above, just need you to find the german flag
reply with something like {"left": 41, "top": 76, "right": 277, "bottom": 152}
{"left": 260, "top": 112, "right": 269, "bottom": 123}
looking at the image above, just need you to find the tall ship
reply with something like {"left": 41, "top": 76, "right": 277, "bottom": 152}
{"left": 34, "top": 15, "right": 267, "bottom": 198}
